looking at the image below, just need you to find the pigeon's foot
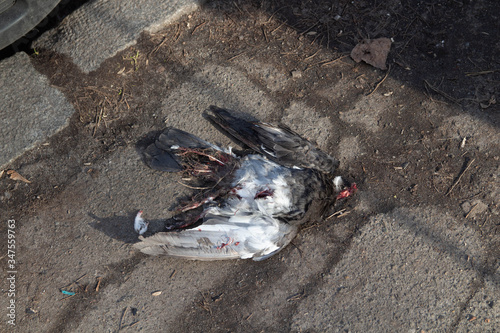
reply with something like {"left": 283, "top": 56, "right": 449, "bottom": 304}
{"left": 134, "top": 211, "right": 149, "bottom": 235}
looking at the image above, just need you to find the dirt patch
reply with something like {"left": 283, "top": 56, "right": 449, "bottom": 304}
{"left": 1, "top": 0, "right": 498, "bottom": 331}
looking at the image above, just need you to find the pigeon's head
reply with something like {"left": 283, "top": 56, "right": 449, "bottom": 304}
{"left": 318, "top": 154, "right": 340, "bottom": 174}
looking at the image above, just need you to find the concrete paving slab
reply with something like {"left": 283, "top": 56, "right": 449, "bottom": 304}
{"left": 0, "top": 52, "right": 74, "bottom": 170}
{"left": 456, "top": 262, "right": 500, "bottom": 332}
{"left": 291, "top": 207, "right": 486, "bottom": 332}
{"left": 159, "top": 63, "right": 279, "bottom": 137}
{"left": 33, "top": 0, "right": 202, "bottom": 73}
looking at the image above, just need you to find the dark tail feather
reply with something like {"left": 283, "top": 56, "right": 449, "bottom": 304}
{"left": 144, "top": 145, "right": 182, "bottom": 172}
{"left": 156, "top": 128, "right": 213, "bottom": 150}
{"left": 144, "top": 128, "right": 213, "bottom": 172}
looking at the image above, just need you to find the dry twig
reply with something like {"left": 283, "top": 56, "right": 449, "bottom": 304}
{"left": 118, "top": 307, "right": 127, "bottom": 331}
{"left": 191, "top": 21, "right": 207, "bottom": 35}
{"left": 367, "top": 65, "right": 391, "bottom": 96}
{"left": 95, "top": 277, "right": 103, "bottom": 292}
{"left": 304, "top": 49, "right": 320, "bottom": 61}
{"left": 227, "top": 52, "right": 246, "bottom": 61}
{"left": 261, "top": 26, "right": 269, "bottom": 42}
{"left": 465, "top": 69, "right": 499, "bottom": 76}
{"left": 465, "top": 203, "right": 479, "bottom": 219}
{"left": 424, "top": 79, "right": 460, "bottom": 104}
{"left": 445, "top": 158, "right": 475, "bottom": 196}
{"left": 326, "top": 209, "right": 347, "bottom": 220}
{"left": 320, "top": 55, "right": 348, "bottom": 66}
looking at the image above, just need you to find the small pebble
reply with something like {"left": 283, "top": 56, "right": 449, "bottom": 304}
{"left": 291, "top": 70, "right": 302, "bottom": 79}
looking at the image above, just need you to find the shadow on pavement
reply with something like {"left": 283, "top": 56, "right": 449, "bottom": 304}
{"left": 212, "top": 0, "right": 499, "bottom": 128}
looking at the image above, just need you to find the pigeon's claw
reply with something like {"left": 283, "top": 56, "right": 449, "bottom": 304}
{"left": 134, "top": 211, "right": 149, "bottom": 235}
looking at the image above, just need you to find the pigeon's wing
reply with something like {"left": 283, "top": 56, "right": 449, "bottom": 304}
{"left": 202, "top": 106, "right": 257, "bottom": 150}
{"left": 144, "top": 127, "right": 221, "bottom": 172}
{"left": 203, "top": 106, "right": 339, "bottom": 173}
{"left": 252, "top": 123, "right": 339, "bottom": 173}
{"left": 133, "top": 212, "right": 298, "bottom": 261}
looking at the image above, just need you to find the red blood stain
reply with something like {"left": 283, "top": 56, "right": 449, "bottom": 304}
{"left": 254, "top": 189, "right": 274, "bottom": 199}
{"left": 336, "top": 183, "right": 358, "bottom": 200}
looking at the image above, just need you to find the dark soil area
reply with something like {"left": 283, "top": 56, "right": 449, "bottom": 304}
{"left": 260, "top": 0, "right": 500, "bottom": 113}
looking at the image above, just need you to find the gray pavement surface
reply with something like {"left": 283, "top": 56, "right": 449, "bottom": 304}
{"left": 0, "top": 52, "right": 74, "bottom": 170}
{"left": 292, "top": 207, "right": 488, "bottom": 331}
{"left": 33, "top": 0, "right": 202, "bottom": 73}
{"left": 1, "top": 0, "right": 499, "bottom": 332}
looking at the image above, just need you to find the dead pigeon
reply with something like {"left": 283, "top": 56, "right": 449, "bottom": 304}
{"left": 133, "top": 106, "right": 356, "bottom": 261}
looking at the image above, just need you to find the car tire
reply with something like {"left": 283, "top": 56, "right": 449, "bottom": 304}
{"left": 0, "top": 0, "right": 62, "bottom": 50}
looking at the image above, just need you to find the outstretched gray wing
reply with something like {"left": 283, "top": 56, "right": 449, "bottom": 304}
{"left": 134, "top": 212, "right": 298, "bottom": 261}
{"left": 203, "top": 106, "right": 339, "bottom": 173}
